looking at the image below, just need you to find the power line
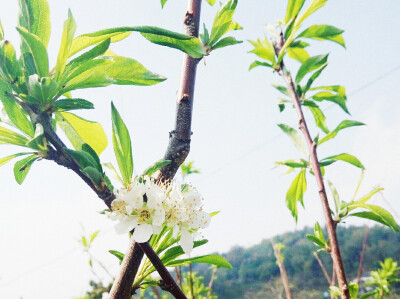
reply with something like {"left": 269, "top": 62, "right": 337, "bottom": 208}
{"left": 198, "top": 64, "right": 400, "bottom": 182}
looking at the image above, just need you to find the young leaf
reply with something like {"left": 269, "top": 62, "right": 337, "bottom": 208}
{"left": 298, "top": 24, "right": 345, "bottom": 48}
{"left": 212, "top": 36, "right": 242, "bottom": 51}
{"left": 82, "top": 143, "right": 103, "bottom": 172}
{"left": 64, "top": 148, "right": 99, "bottom": 170}
{"left": 352, "top": 187, "right": 384, "bottom": 206}
{"left": 0, "top": 40, "right": 22, "bottom": 83}
{"left": 0, "top": 20, "right": 4, "bottom": 40}
{"left": 285, "top": 0, "right": 306, "bottom": 24}
{"left": 209, "top": 0, "right": 240, "bottom": 46}
{"left": 319, "top": 120, "right": 365, "bottom": 145}
{"left": 286, "top": 169, "right": 307, "bottom": 221}
{"left": 249, "top": 60, "right": 272, "bottom": 71}
{"left": 312, "top": 91, "right": 349, "bottom": 114}
{"left": 295, "top": 0, "right": 328, "bottom": 27}
{"left": 327, "top": 180, "right": 341, "bottom": 215}
{"left": 13, "top": 154, "right": 38, "bottom": 184}
{"left": 166, "top": 254, "right": 232, "bottom": 269}
{"left": 142, "top": 160, "right": 171, "bottom": 177}
{"left": 349, "top": 282, "right": 359, "bottom": 299}
{"left": 287, "top": 47, "right": 310, "bottom": 63}
{"left": 322, "top": 153, "right": 365, "bottom": 170}
{"left": 277, "top": 124, "right": 307, "bottom": 157}
{"left": 161, "top": 240, "right": 208, "bottom": 264}
{"left": 206, "top": 0, "right": 216, "bottom": 5}
{"left": 302, "top": 100, "right": 329, "bottom": 133}
{"left": 83, "top": 166, "right": 103, "bottom": 185}
{"left": 66, "top": 38, "right": 111, "bottom": 69}
{"left": 303, "top": 64, "right": 327, "bottom": 93}
{"left": 295, "top": 54, "right": 328, "bottom": 84}
{"left": 249, "top": 37, "right": 276, "bottom": 64}
{"left": 0, "top": 152, "right": 31, "bottom": 167}
{"left": 17, "top": 26, "right": 49, "bottom": 77}
{"left": 0, "top": 97, "right": 34, "bottom": 137}
{"left": 53, "top": 98, "right": 94, "bottom": 112}
{"left": 349, "top": 204, "right": 398, "bottom": 232}
{"left": 18, "top": 0, "right": 51, "bottom": 47}
{"left": 0, "top": 126, "right": 30, "bottom": 147}
{"left": 160, "top": 0, "right": 167, "bottom": 8}
{"left": 111, "top": 102, "right": 133, "bottom": 187}
{"left": 109, "top": 250, "right": 124, "bottom": 264}
{"left": 55, "top": 9, "right": 77, "bottom": 81}
{"left": 55, "top": 112, "right": 108, "bottom": 155}
{"left": 306, "top": 234, "right": 325, "bottom": 248}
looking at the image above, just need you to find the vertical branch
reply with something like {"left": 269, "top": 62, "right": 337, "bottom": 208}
{"left": 356, "top": 226, "right": 369, "bottom": 284}
{"left": 109, "top": 0, "right": 202, "bottom": 297}
{"left": 271, "top": 239, "right": 292, "bottom": 299}
{"left": 275, "top": 35, "right": 350, "bottom": 298}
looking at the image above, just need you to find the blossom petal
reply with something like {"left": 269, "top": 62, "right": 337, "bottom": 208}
{"left": 152, "top": 208, "right": 166, "bottom": 226}
{"left": 133, "top": 224, "right": 153, "bottom": 243}
{"left": 180, "top": 229, "right": 194, "bottom": 255}
{"left": 114, "top": 219, "right": 137, "bottom": 234}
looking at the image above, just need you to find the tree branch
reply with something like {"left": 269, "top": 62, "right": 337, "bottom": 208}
{"left": 109, "top": 0, "right": 202, "bottom": 297}
{"left": 275, "top": 34, "right": 350, "bottom": 298}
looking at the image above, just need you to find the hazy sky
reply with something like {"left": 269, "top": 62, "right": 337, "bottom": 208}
{"left": 0, "top": 0, "right": 399, "bottom": 298}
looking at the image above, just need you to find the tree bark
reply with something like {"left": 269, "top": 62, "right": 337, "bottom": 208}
{"left": 109, "top": 1, "right": 202, "bottom": 297}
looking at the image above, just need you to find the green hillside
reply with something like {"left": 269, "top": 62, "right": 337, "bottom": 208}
{"left": 194, "top": 226, "right": 400, "bottom": 298}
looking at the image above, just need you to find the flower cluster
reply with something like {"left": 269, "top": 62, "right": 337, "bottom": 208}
{"left": 108, "top": 177, "right": 211, "bottom": 255}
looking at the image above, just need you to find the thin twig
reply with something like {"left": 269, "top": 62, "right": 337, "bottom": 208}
{"left": 271, "top": 239, "right": 292, "bottom": 299}
{"left": 313, "top": 251, "right": 331, "bottom": 285}
{"left": 356, "top": 225, "right": 369, "bottom": 284}
{"left": 274, "top": 33, "right": 350, "bottom": 298}
{"left": 109, "top": 0, "right": 202, "bottom": 297}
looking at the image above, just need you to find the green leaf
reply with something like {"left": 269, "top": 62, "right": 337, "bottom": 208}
{"left": 82, "top": 143, "right": 103, "bottom": 172}
{"left": 249, "top": 60, "right": 272, "bottom": 71}
{"left": 89, "top": 231, "right": 99, "bottom": 243}
{"left": 286, "top": 169, "right": 307, "bottom": 221}
{"left": 55, "top": 112, "right": 108, "bottom": 155}
{"left": 13, "top": 154, "right": 38, "bottom": 184}
{"left": 161, "top": 240, "right": 208, "bottom": 264}
{"left": 329, "top": 286, "right": 341, "bottom": 297}
{"left": 69, "top": 28, "right": 132, "bottom": 57}
{"left": 349, "top": 204, "right": 398, "bottom": 232}
{"left": 209, "top": 0, "right": 240, "bottom": 46}
{"left": 303, "top": 64, "right": 327, "bottom": 93}
{"left": 272, "top": 84, "right": 289, "bottom": 96}
{"left": 295, "top": 0, "right": 328, "bottom": 27}
{"left": 298, "top": 25, "right": 345, "bottom": 48}
{"left": 319, "top": 120, "right": 364, "bottom": 145}
{"left": 142, "top": 160, "right": 171, "bottom": 177}
{"left": 18, "top": 0, "right": 51, "bottom": 47}
{"left": 55, "top": 9, "right": 77, "bottom": 81}
{"left": 277, "top": 124, "right": 307, "bottom": 157}
{"left": 295, "top": 54, "right": 328, "bottom": 84}
{"left": 101, "top": 54, "right": 166, "bottom": 86}
{"left": 206, "top": 0, "right": 216, "bottom": 5}
{"left": 302, "top": 100, "right": 329, "bottom": 133}
{"left": 83, "top": 166, "right": 103, "bottom": 185}
{"left": 161, "top": 0, "right": 168, "bottom": 8}
{"left": 53, "top": 98, "right": 94, "bottom": 112}
{"left": 0, "top": 96, "right": 34, "bottom": 137}
{"left": 249, "top": 37, "right": 276, "bottom": 64}
{"left": 64, "top": 148, "right": 99, "bottom": 170}
{"left": 109, "top": 250, "right": 124, "bottom": 264}
{"left": 17, "top": 26, "right": 49, "bottom": 77}
{"left": 306, "top": 234, "right": 325, "bottom": 248}
{"left": 111, "top": 102, "right": 133, "bottom": 187}
{"left": 212, "top": 36, "right": 242, "bottom": 51}
{"left": 314, "top": 221, "right": 326, "bottom": 244}
{"left": 355, "top": 187, "right": 384, "bottom": 205}
{"left": 285, "top": 0, "right": 306, "bottom": 24}
{"left": 0, "top": 20, "right": 4, "bottom": 40}
{"left": 0, "top": 126, "right": 30, "bottom": 147}
{"left": 0, "top": 152, "right": 31, "bottom": 167}
{"left": 349, "top": 282, "right": 359, "bottom": 299}
{"left": 66, "top": 39, "right": 111, "bottom": 69}
{"left": 287, "top": 47, "right": 309, "bottom": 63}
{"left": 312, "top": 91, "right": 348, "bottom": 114}
{"left": 103, "top": 162, "right": 123, "bottom": 185}
{"left": 322, "top": 153, "right": 365, "bottom": 169}
{"left": 0, "top": 40, "right": 22, "bottom": 84}
{"left": 166, "top": 254, "right": 232, "bottom": 269}
{"left": 327, "top": 180, "right": 341, "bottom": 215}
{"left": 140, "top": 31, "right": 205, "bottom": 59}
{"left": 26, "top": 75, "right": 60, "bottom": 105}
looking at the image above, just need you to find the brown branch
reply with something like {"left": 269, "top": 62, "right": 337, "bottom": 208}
{"left": 313, "top": 251, "right": 331, "bottom": 285}
{"left": 109, "top": 0, "right": 202, "bottom": 297}
{"left": 356, "top": 225, "right": 369, "bottom": 284}
{"left": 271, "top": 239, "right": 292, "bottom": 299}
{"left": 275, "top": 34, "right": 350, "bottom": 298}
{"left": 206, "top": 266, "right": 217, "bottom": 299}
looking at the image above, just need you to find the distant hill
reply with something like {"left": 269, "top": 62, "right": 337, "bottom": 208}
{"left": 194, "top": 225, "right": 400, "bottom": 299}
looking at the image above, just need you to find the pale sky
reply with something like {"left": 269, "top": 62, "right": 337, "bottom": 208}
{"left": 0, "top": 0, "right": 399, "bottom": 298}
